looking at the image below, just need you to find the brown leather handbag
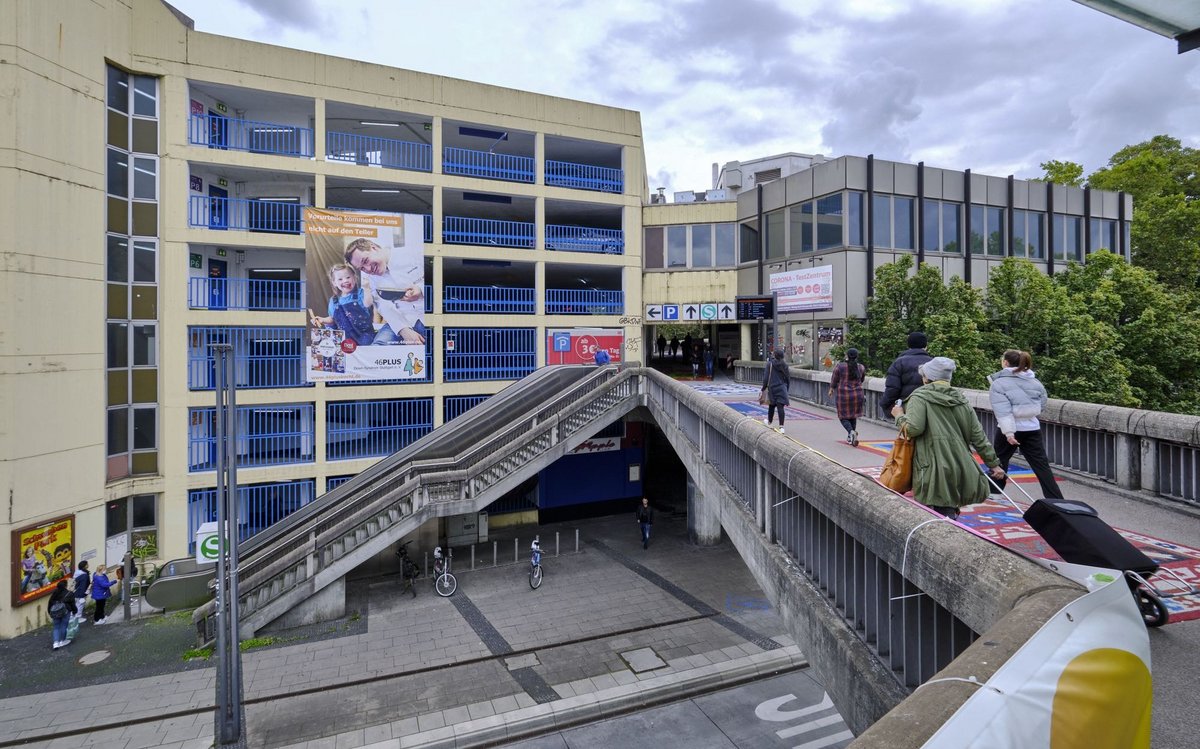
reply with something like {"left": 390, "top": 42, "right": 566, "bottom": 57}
{"left": 879, "top": 424, "right": 914, "bottom": 493}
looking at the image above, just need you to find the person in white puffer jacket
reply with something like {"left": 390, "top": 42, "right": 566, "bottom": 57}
{"left": 987, "top": 349, "right": 1063, "bottom": 499}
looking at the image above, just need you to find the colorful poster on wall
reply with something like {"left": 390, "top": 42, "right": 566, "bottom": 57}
{"left": 304, "top": 208, "right": 427, "bottom": 382}
{"left": 770, "top": 265, "right": 834, "bottom": 312}
{"left": 12, "top": 515, "right": 74, "bottom": 606}
{"left": 545, "top": 328, "right": 624, "bottom": 365}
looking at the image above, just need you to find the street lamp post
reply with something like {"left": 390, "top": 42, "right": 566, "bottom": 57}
{"left": 212, "top": 344, "right": 246, "bottom": 747}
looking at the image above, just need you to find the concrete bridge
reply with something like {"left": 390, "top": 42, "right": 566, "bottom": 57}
{"left": 166, "top": 361, "right": 1200, "bottom": 745}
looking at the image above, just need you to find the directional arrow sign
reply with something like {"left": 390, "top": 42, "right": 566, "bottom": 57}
{"left": 700, "top": 303, "right": 717, "bottom": 320}
{"left": 663, "top": 304, "right": 680, "bottom": 320}
{"left": 645, "top": 305, "right": 663, "bottom": 320}
{"left": 684, "top": 304, "right": 699, "bottom": 319}
{"left": 718, "top": 303, "right": 735, "bottom": 320}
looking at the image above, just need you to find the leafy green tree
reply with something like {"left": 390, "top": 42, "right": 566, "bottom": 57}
{"left": 1034, "top": 159, "right": 1085, "bottom": 187}
{"left": 1087, "top": 135, "right": 1200, "bottom": 289}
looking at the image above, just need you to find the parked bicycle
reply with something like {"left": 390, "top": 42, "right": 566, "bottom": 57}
{"left": 432, "top": 546, "right": 457, "bottom": 597}
{"left": 529, "top": 537, "right": 543, "bottom": 590}
{"left": 395, "top": 541, "right": 419, "bottom": 598}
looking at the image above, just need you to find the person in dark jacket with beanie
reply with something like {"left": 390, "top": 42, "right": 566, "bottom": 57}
{"left": 881, "top": 332, "right": 933, "bottom": 418}
{"left": 761, "top": 351, "right": 791, "bottom": 433}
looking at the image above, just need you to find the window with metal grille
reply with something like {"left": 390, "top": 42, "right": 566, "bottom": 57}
{"left": 188, "top": 403, "right": 314, "bottom": 471}
{"left": 326, "top": 398, "right": 434, "bottom": 461}
{"left": 443, "top": 328, "right": 536, "bottom": 382}
{"left": 187, "top": 479, "right": 315, "bottom": 550}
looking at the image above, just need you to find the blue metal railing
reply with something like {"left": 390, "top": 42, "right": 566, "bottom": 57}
{"left": 545, "top": 160, "right": 623, "bottom": 194}
{"left": 443, "top": 216, "right": 535, "bottom": 249}
{"left": 188, "top": 326, "right": 308, "bottom": 390}
{"left": 188, "top": 278, "right": 303, "bottom": 311}
{"left": 188, "top": 479, "right": 316, "bottom": 550}
{"left": 188, "top": 113, "right": 315, "bottom": 158}
{"left": 545, "top": 289, "right": 624, "bottom": 315}
{"left": 444, "top": 394, "right": 490, "bottom": 423}
{"left": 443, "top": 327, "right": 537, "bottom": 382}
{"left": 545, "top": 224, "right": 624, "bottom": 254}
{"left": 443, "top": 285, "right": 535, "bottom": 314}
{"left": 327, "top": 398, "right": 434, "bottom": 461}
{"left": 443, "top": 147, "right": 534, "bottom": 183}
{"left": 188, "top": 404, "right": 315, "bottom": 471}
{"left": 189, "top": 195, "right": 307, "bottom": 234}
{"left": 326, "top": 131, "right": 432, "bottom": 172}
{"left": 326, "top": 475, "right": 354, "bottom": 492}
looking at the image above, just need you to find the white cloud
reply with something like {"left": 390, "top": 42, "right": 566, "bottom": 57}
{"left": 169, "top": 0, "right": 1200, "bottom": 193}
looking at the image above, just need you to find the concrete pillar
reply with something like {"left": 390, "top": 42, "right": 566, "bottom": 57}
{"left": 1115, "top": 433, "right": 1140, "bottom": 490}
{"left": 313, "top": 98, "right": 325, "bottom": 160}
{"left": 686, "top": 473, "right": 721, "bottom": 546}
{"left": 1140, "top": 437, "right": 1159, "bottom": 494}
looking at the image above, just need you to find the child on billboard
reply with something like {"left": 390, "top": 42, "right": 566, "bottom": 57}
{"left": 309, "top": 263, "right": 377, "bottom": 346}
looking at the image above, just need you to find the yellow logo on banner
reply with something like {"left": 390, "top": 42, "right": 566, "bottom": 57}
{"left": 1050, "top": 648, "right": 1151, "bottom": 749}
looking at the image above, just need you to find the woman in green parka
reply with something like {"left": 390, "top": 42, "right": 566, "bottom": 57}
{"left": 890, "top": 356, "right": 1006, "bottom": 519}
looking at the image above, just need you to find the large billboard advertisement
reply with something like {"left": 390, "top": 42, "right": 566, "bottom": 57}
{"left": 12, "top": 515, "right": 74, "bottom": 606}
{"left": 304, "top": 208, "right": 427, "bottom": 382}
{"left": 770, "top": 265, "right": 834, "bottom": 312}
{"left": 546, "top": 328, "right": 624, "bottom": 365}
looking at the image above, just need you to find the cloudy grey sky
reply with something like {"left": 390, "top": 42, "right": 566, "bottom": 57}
{"left": 168, "top": 0, "right": 1200, "bottom": 195}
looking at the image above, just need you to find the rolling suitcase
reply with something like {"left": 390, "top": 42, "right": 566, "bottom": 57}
{"left": 1022, "top": 498, "right": 1158, "bottom": 575}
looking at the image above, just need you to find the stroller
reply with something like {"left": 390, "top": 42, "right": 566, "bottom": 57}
{"left": 988, "top": 477, "right": 1194, "bottom": 627}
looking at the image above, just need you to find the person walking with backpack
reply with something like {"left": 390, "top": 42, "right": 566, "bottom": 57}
{"left": 988, "top": 350, "right": 1063, "bottom": 499}
{"left": 829, "top": 348, "right": 866, "bottom": 445}
{"left": 881, "top": 332, "right": 933, "bottom": 417}
{"left": 48, "top": 579, "right": 72, "bottom": 649}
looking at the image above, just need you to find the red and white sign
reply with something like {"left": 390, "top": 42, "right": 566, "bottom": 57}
{"left": 770, "top": 265, "right": 834, "bottom": 312}
{"left": 546, "top": 329, "right": 623, "bottom": 365}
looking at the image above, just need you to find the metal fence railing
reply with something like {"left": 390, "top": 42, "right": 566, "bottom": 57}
{"left": 442, "top": 327, "right": 537, "bottom": 382}
{"left": 443, "top": 285, "right": 535, "bottom": 314}
{"left": 326, "top": 131, "right": 432, "bottom": 172}
{"left": 444, "top": 394, "right": 491, "bottom": 423}
{"left": 188, "top": 278, "right": 303, "bottom": 311}
{"left": 189, "top": 195, "right": 307, "bottom": 234}
{"left": 326, "top": 398, "right": 434, "bottom": 461}
{"left": 545, "top": 289, "right": 623, "bottom": 315}
{"left": 188, "top": 326, "right": 308, "bottom": 390}
{"left": 188, "top": 403, "right": 315, "bottom": 471}
{"left": 442, "top": 215, "right": 535, "bottom": 249}
{"left": 545, "top": 159, "right": 623, "bottom": 194}
{"left": 187, "top": 479, "right": 316, "bottom": 551}
{"left": 545, "top": 224, "right": 624, "bottom": 254}
{"left": 188, "top": 113, "right": 314, "bottom": 157}
{"left": 443, "top": 147, "right": 535, "bottom": 183}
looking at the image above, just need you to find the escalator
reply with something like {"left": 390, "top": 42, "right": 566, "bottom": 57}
{"left": 146, "top": 365, "right": 610, "bottom": 615}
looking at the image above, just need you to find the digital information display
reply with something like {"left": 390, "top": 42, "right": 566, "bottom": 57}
{"left": 735, "top": 296, "right": 774, "bottom": 320}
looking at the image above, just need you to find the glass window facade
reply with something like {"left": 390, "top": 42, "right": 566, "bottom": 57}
{"left": 715, "top": 223, "right": 736, "bottom": 265}
{"left": 816, "top": 194, "right": 842, "bottom": 251}
{"left": 847, "top": 191, "right": 864, "bottom": 246}
{"left": 986, "top": 207, "right": 1004, "bottom": 256}
{"left": 1090, "top": 218, "right": 1118, "bottom": 253}
{"left": 667, "top": 226, "right": 687, "bottom": 267}
{"left": 893, "top": 197, "right": 914, "bottom": 250}
{"left": 645, "top": 223, "right": 737, "bottom": 270}
{"left": 789, "top": 202, "right": 811, "bottom": 255}
{"left": 740, "top": 223, "right": 759, "bottom": 263}
{"left": 872, "top": 194, "right": 891, "bottom": 249}
{"left": 922, "top": 200, "right": 962, "bottom": 254}
{"left": 644, "top": 227, "right": 664, "bottom": 267}
{"left": 106, "top": 65, "right": 159, "bottom": 480}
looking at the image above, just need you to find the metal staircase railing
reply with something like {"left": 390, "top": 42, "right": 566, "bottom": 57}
{"left": 194, "top": 366, "right": 639, "bottom": 639}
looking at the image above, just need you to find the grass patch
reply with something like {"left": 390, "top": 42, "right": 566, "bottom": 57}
{"left": 149, "top": 610, "right": 194, "bottom": 626}
{"left": 239, "top": 636, "right": 277, "bottom": 652}
{"left": 183, "top": 647, "right": 213, "bottom": 662}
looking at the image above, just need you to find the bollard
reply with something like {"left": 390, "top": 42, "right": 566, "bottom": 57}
{"left": 556, "top": 531, "right": 560, "bottom": 557}
{"left": 493, "top": 541, "right": 497, "bottom": 567}
{"left": 575, "top": 528, "right": 580, "bottom": 553}
{"left": 471, "top": 545, "right": 475, "bottom": 571}
{"left": 514, "top": 538, "right": 519, "bottom": 563}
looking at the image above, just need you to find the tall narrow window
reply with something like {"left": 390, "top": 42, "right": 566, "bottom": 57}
{"left": 986, "top": 207, "right": 1004, "bottom": 256}
{"left": 969, "top": 205, "right": 985, "bottom": 255}
{"left": 872, "top": 195, "right": 892, "bottom": 249}
{"left": 816, "top": 194, "right": 843, "bottom": 251}
{"left": 667, "top": 226, "right": 688, "bottom": 267}
{"left": 847, "top": 191, "right": 864, "bottom": 246}
{"left": 691, "top": 224, "right": 712, "bottom": 267}
{"left": 893, "top": 197, "right": 914, "bottom": 250}
{"left": 941, "top": 202, "right": 960, "bottom": 253}
{"left": 765, "top": 210, "right": 785, "bottom": 259}
{"left": 714, "top": 223, "right": 736, "bottom": 266}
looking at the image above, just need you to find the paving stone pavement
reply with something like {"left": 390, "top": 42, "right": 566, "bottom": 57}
{"left": 0, "top": 506, "right": 795, "bottom": 749}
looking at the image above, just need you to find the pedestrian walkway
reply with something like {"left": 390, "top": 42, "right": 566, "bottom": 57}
{"left": 0, "top": 511, "right": 808, "bottom": 749}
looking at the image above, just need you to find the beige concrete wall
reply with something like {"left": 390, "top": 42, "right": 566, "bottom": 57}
{"left": 1, "top": 0, "right": 648, "bottom": 637}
